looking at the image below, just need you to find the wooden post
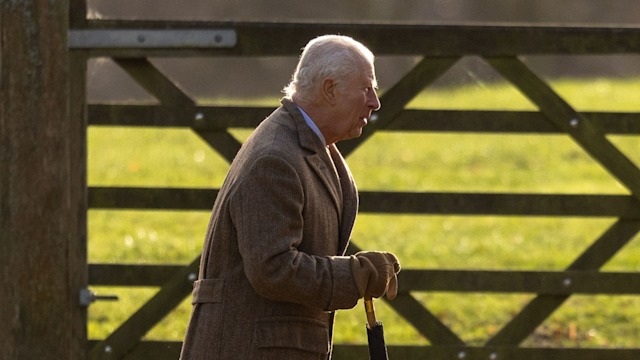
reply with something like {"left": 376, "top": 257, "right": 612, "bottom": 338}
{"left": 0, "top": 1, "right": 86, "bottom": 359}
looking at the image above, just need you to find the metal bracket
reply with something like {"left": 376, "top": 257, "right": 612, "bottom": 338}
{"left": 68, "top": 29, "right": 237, "bottom": 49}
{"left": 79, "top": 288, "right": 119, "bottom": 307}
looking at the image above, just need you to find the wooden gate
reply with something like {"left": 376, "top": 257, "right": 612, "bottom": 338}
{"left": 70, "top": 12, "right": 640, "bottom": 360}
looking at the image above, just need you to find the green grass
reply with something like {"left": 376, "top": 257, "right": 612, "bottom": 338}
{"left": 87, "top": 77, "right": 640, "bottom": 348}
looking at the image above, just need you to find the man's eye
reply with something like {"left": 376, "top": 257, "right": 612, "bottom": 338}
{"left": 364, "top": 87, "right": 370, "bottom": 94}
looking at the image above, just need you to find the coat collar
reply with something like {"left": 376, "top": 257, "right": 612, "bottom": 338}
{"left": 281, "top": 99, "right": 343, "bottom": 213}
{"left": 281, "top": 99, "right": 358, "bottom": 255}
{"left": 281, "top": 98, "right": 325, "bottom": 153}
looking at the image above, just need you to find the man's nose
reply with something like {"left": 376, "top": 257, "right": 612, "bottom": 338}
{"left": 369, "top": 89, "right": 381, "bottom": 111}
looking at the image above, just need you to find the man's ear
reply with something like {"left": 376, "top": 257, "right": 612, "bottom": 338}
{"left": 322, "top": 78, "right": 337, "bottom": 105}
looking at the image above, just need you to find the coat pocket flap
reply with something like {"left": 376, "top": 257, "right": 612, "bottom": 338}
{"left": 254, "top": 316, "right": 329, "bottom": 354}
{"left": 191, "top": 278, "right": 224, "bottom": 304}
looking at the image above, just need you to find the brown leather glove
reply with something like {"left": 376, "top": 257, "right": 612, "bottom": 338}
{"left": 350, "top": 251, "right": 401, "bottom": 300}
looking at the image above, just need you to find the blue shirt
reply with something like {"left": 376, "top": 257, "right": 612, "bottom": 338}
{"left": 296, "top": 105, "right": 326, "bottom": 146}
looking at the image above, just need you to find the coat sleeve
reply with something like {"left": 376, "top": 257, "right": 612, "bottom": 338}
{"left": 229, "top": 154, "right": 360, "bottom": 311}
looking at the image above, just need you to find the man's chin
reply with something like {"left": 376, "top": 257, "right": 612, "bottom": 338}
{"left": 335, "top": 128, "right": 365, "bottom": 143}
{"left": 349, "top": 128, "right": 364, "bottom": 140}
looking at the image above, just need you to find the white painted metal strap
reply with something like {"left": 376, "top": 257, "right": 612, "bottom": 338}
{"left": 69, "top": 29, "right": 237, "bottom": 49}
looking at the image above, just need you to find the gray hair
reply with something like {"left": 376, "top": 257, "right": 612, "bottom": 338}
{"left": 283, "top": 35, "right": 375, "bottom": 103}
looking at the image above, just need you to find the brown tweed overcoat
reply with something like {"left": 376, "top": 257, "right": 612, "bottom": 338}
{"left": 180, "top": 99, "right": 362, "bottom": 359}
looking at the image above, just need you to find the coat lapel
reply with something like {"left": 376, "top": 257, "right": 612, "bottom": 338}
{"left": 282, "top": 99, "right": 358, "bottom": 255}
{"left": 281, "top": 99, "right": 344, "bottom": 214}
{"left": 304, "top": 153, "right": 343, "bottom": 214}
{"left": 328, "top": 144, "right": 358, "bottom": 255}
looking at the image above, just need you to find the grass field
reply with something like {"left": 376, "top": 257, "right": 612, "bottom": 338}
{"left": 87, "top": 77, "right": 640, "bottom": 348}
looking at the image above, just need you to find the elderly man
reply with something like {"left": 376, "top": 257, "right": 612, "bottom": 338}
{"left": 180, "top": 35, "right": 401, "bottom": 360}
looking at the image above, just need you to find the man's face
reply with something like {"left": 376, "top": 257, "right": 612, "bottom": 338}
{"left": 329, "top": 60, "right": 381, "bottom": 143}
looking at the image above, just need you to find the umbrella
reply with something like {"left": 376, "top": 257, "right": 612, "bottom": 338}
{"left": 364, "top": 297, "right": 389, "bottom": 360}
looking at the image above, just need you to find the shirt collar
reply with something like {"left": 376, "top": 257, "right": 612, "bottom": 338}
{"left": 296, "top": 105, "right": 326, "bottom": 147}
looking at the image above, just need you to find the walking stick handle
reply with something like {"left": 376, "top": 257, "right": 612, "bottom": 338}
{"left": 364, "top": 296, "right": 377, "bottom": 329}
